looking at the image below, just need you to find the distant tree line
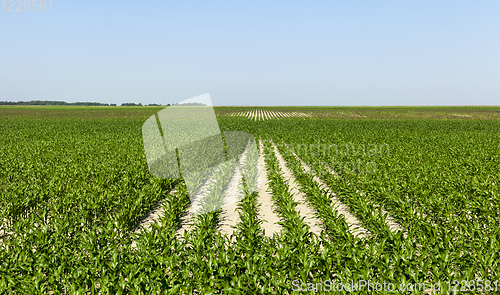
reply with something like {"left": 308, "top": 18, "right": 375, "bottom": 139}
{"left": 121, "top": 103, "right": 172, "bottom": 106}
{"left": 0, "top": 100, "right": 117, "bottom": 106}
{"left": 171, "top": 102, "right": 207, "bottom": 106}
{"left": 120, "top": 103, "right": 142, "bottom": 106}
{"left": 0, "top": 100, "right": 172, "bottom": 106}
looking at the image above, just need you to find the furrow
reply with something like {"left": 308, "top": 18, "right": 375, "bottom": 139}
{"left": 257, "top": 140, "right": 282, "bottom": 237}
{"left": 218, "top": 142, "right": 252, "bottom": 237}
{"left": 286, "top": 149, "right": 369, "bottom": 238}
{"left": 175, "top": 169, "right": 222, "bottom": 237}
{"left": 134, "top": 188, "right": 179, "bottom": 234}
{"left": 270, "top": 142, "right": 322, "bottom": 235}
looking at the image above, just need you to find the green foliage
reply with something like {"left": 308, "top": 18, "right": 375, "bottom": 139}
{"left": 1, "top": 106, "right": 499, "bottom": 293}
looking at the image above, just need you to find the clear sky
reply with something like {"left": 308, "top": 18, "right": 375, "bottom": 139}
{"left": 1, "top": 1, "right": 499, "bottom": 106}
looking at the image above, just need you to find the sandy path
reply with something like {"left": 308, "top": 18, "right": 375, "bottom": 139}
{"left": 174, "top": 140, "right": 257, "bottom": 238}
{"left": 257, "top": 140, "right": 282, "bottom": 237}
{"left": 218, "top": 141, "right": 253, "bottom": 237}
{"left": 289, "top": 149, "right": 404, "bottom": 236}
{"left": 136, "top": 188, "right": 178, "bottom": 231}
{"left": 271, "top": 142, "right": 323, "bottom": 235}
{"left": 131, "top": 187, "right": 178, "bottom": 248}
{"left": 285, "top": 150, "right": 368, "bottom": 238}
{"left": 175, "top": 169, "right": 221, "bottom": 237}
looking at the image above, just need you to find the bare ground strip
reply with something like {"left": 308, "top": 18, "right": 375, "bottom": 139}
{"left": 288, "top": 148, "right": 404, "bottom": 236}
{"left": 270, "top": 142, "right": 323, "bottom": 235}
{"left": 256, "top": 139, "right": 282, "bottom": 237}
{"left": 218, "top": 141, "right": 252, "bottom": 237}
{"left": 284, "top": 149, "right": 368, "bottom": 238}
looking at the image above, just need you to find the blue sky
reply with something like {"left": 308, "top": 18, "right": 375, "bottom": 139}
{"left": 1, "top": 1, "right": 499, "bottom": 106}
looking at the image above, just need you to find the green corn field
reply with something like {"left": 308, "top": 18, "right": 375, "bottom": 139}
{"left": 1, "top": 105, "right": 499, "bottom": 294}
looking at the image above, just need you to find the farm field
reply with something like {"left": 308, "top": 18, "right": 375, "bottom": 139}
{"left": 1, "top": 105, "right": 500, "bottom": 294}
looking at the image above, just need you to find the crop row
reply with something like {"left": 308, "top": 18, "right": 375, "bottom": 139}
{"left": 266, "top": 118, "right": 500, "bottom": 283}
{"left": 2, "top": 112, "right": 499, "bottom": 293}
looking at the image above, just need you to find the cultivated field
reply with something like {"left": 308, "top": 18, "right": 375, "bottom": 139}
{"left": 1, "top": 106, "right": 499, "bottom": 294}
